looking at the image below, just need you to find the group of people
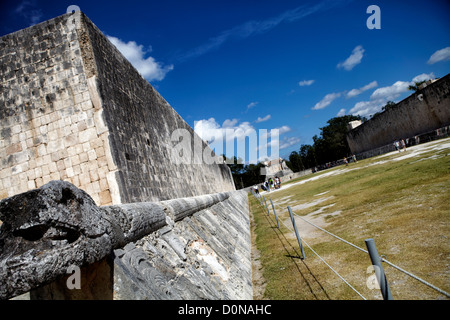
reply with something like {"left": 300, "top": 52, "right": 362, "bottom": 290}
{"left": 261, "top": 177, "right": 281, "bottom": 192}
{"left": 394, "top": 139, "right": 407, "bottom": 152}
{"left": 252, "top": 176, "right": 282, "bottom": 194}
{"left": 343, "top": 154, "right": 358, "bottom": 166}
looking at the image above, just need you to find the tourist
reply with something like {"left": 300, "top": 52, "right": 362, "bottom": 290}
{"left": 400, "top": 139, "right": 406, "bottom": 151}
{"left": 394, "top": 140, "right": 400, "bottom": 152}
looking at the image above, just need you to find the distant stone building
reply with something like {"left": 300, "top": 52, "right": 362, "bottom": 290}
{"left": 260, "top": 157, "right": 293, "bottom": 178}
{"left": 346, "top": 74, "right": 450, "bottom": 156}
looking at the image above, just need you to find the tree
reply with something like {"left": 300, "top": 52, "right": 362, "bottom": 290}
{"left": 288, "top": 151, "right": 304, "bottom": 172}
{"left": 299, "top": 144, "right": 317, "bottom": 169}
{"left": 382, "top": 101, "right": 396, "bottom": 111}
{"left": 408, "top": 81, "right": 426, "bottom": 92}
{"left": 291, "top": 115, "right": 365, "bottom": 169}
{"left": 224, "top": 155, "right": 265, "bottom": 189}
{"left": 313, "top": 115, "right": 364, "bottom": 164}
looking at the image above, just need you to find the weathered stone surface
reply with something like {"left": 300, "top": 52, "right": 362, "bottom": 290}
{"left": 113, "top": 190, "right": 252, "bottom": 300}
{"left": 0, "top": 11, "right": 249, "bottom": 301}
{"left": 0, "top": 180, "right": 112, "bottom": 300}
{"left": 0, "top": 11, "right": 235, "bottom": 205}
{"left": 0, "top": 181, "right": 251, "bottom": 300}
{"left": 347, "top": 74, "right": 450, "bottom": 155}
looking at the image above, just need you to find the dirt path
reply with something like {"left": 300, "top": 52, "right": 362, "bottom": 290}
{"left": 249, "top": 202, "right": 267, "bottom": 300}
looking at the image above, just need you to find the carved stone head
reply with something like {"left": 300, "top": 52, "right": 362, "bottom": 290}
{"left": 0, "top": 181, "right": 113, "bottom": 300}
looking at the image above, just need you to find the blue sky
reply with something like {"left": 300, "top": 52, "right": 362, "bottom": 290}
{"left": 1, "top": 0, "right": 450, "bottom": 163}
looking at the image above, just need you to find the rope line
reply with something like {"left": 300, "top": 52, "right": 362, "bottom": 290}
{"left": 280, "top": 213, "right": 367, "bottom": 300}
{"left": 381, "top": 257, "right": 450, "bottom": 297}
{"left": 292, "top": 212, "right": 368, "bottom": 254}
{"left": 253, "top": 192, "right": 450, "bottom": 299}
{"left": 252, "top": 192, "right": 366, "bottom": 300}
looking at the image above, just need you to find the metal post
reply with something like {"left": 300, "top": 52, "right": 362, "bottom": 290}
{"left": 263, "top": 196, "right": 270, "bottom": 216}
{"left": 287, "top": 207, "right": 305, "bottom": 259}
{"left": 365, "top": 238, "right": 393, "bottom": 300}
{"left": 252, "top": 190, "right": 263, "bottom": 206}
{"left": 270, "top": 199, "right": 280, "bottom": 228}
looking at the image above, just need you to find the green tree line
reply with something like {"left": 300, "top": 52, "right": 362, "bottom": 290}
{"left": 225, "top": 115, "right": 365, "bottom": 189}
{"left": 285, "top": 115, "right": 365, "bottom": 172}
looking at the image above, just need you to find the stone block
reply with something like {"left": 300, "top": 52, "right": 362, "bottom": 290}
{"left": 6, "top": 143, "right": 22, "bottom": 155}
{"left": 79, "top": 127, "right": 97, "bottom": 144}
{"left": 64, "top": 133, "right": 78, "bottom": 147}
{"left": 47, "top": 140, "right": 62, "bottom": 153}
{"left": 79, "top": 172, "right": 91, "bottom": 186}
{"left": 36, "top": 144, "right": 47, "bottom": 157}
{"left": 27, "top": 180, "right": 36, "bottom": 190}
{"left": 99, "top": 190, "right": 112, "bottom": 205}
{"left": 14, "top": 151, "right": 29, "bottom": 164}
{"left": 79, "top": 152, "right": 88, "bottom": 164}
{"left": 66, "top": 167, "right": 75, "bottom": 178}
{"left": 89, "top": 169, "right": 99, "bottom": 182}
{"left": 87, "top": 149, "right": 97, "bottom": 161}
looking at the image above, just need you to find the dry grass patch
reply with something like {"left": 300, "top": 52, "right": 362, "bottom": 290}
{"left": 251, "top": 138, "right": 450, "bottom": 300}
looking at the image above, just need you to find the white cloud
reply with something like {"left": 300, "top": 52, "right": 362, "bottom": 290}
{"left": 427, "top": 47, "right": 450, "bottom": 64}
{"left": 255, "top": 115, "right": 271, "bottom": 123}
{"left": 337, "top": 45, "right": 365, "bottom": 71}
{"left": 246, "top": 102, "right": 258, "bottom": 110}
{"left": 412, "top": 72, "right": 436, "bottom": 83}
{"left": 194, "top": 118, "right": 255, "bottom": 144}
{"left": 277, "top": 125, "right": 292, "bottom": 135}
{"left": 222, "top": 119, "right": 239, "bottom": 128}
{"left": 279, "top": 136, "right": 301, "bottom": 150}
{"left": 312, "top": 92, "right": 341, "bottom": 110}
{"left": 107, "top": 36, "right": 173, "bottom": 81}
{"left": 346, "top": 81, "right": 378, "bottom": 98}
{"left": 349, "top": 73, "right": 436, "bottom": 117}
{"left": 15, "top": 0, "right": 43, "bottom": 26}
{"left": 178, "top": 1, "right": 338, "bottom": 61}
{"left": 370, "top": 80, "right": 411, "bottom": 101}
{"left": 194, "top": 118, "right": 291, "bottom": 163}
{"left": 349, "top": 100, "right": 382, "bottom": 117}
{"left": 337, "top": 108, "right": 347, "bottom": 116}
{"left": 299, "top": 79, "right": 315, "bottom": 86}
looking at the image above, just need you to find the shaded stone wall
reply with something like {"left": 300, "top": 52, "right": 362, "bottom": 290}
{"left": 0, "top": 12, "right": 235, "bottom": 205}
{"left": 113, "top": 190, "right": 252, "bottom": 300}
{"left": 346, "top": 74, "right": 450, "bottom": 155}
{"left": 80, "top": 14, "right": 235, "bottom": 203}
{"left": 0, "top": 14, "right": 118, "bottom": 205}
{"left": 0, "top": 181, "right": 251, "bottom": 300}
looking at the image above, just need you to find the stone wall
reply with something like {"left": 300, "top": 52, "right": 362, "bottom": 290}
{"left": 346, "top": 74, "right": 450, "bottom": 155}
{"left": 0, "top": 181, "right": 252, "bottom": 300}
{"left": 0, "top": 11, "right": 235, "bottom": 205}
{"left": 0, "top": 14, "right": 119, "bottom": 205}
{"left": 80, "top": 14, "right": 234, "bottom": 203}
{"left": 113, "top": 190, "right": 252, "bottom": 300}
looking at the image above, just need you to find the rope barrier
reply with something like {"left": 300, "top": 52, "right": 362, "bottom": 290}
{"left": 252, "top": 192, "right": 366, "bottom": 300}
{"left": 279, "top": 210, "right": 367, "bottom": 300}
{"left": 252, "top": 192, "right": 450, "bottom": 299}
{"left": 381, "top": 257, "right": 450, "bottom": 298}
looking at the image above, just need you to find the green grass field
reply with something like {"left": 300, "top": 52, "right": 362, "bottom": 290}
{"left": 250, "top": 138, "right": 450, "bottom": 300}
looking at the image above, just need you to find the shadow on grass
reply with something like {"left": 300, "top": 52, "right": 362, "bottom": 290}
{"left": 255, "top": 198, "right": 331, "bottom": 300}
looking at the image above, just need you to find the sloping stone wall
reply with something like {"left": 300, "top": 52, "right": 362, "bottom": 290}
{"left": 79, "top": 13, "right": 235, "bottom": 203}
{"left": 0, "top": 14, "right": 117, "bottom": 204}
{"left": 346, "top": 74, "right": 450, "bottom": 155}
{"left": 0, "top": 11, "right": 235, "bottom": 206}
{"left": 0, "top": 181, "right": 251, "bottom": 300}
{"left": 113, "top": 190, "right": 252, "bottom": 300}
